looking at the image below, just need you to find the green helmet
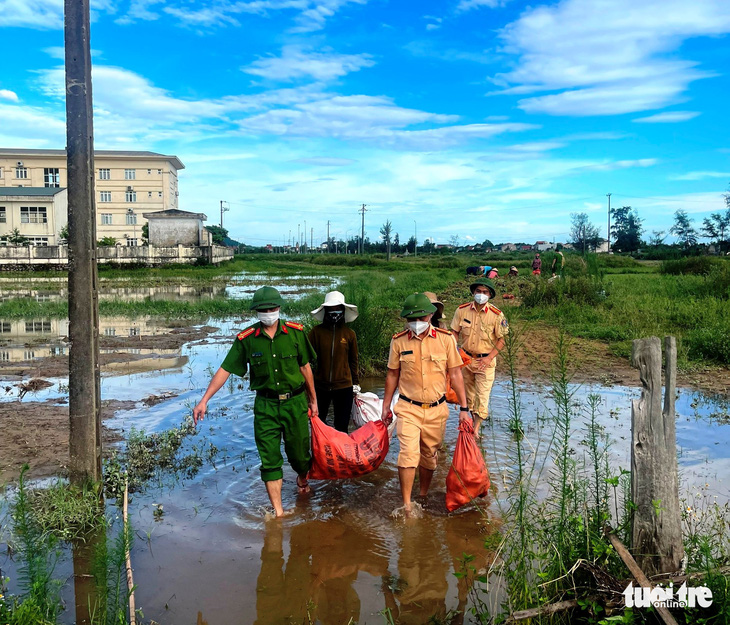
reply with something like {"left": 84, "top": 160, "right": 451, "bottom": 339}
{"left": 250, "top": 286, "right": 285, "bottom": 311}
{"left": 400, "top": 292, "right": 437, "bottom": 318}
{"left": 469, "top": 278, "right": 496, "bottom": 298}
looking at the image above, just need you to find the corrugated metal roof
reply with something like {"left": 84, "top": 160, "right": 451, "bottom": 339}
{"left": 0, "top": 187, "right": 66, "bottom": 196}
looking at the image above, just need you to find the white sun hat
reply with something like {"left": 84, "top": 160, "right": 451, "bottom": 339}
{"left": 311, "top": 290, "right": 359, "bottom": 322}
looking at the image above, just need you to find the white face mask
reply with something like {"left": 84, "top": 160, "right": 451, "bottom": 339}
{"left": 257, "top": 310, "right": 280, "bottom": 326}
{"left": 408, "top": 320, "right": 430, "bottom": 335}
{"left": 474, "top": 292, "right": 489, "bottom": 305}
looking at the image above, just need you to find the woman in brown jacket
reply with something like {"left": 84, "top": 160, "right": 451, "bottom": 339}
{"left": 309, "top": 291, "right": 359, "bottom": 432}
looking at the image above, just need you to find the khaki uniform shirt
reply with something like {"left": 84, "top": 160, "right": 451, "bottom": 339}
{"left": 450, "top": 303, "right": 509, "bottom": 368}
{"left": 386, "top": 325, "right": 463, "bottom": 403}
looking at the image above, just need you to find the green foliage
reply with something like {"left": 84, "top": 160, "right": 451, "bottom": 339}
{"left": 570, "top": 213, "right": 603, "bottom": 253}
{"left": 28, "top": 480, "right": 106, "bottom": 542}
{"left": 661, "top": 256, "right": 728, "bottom": 275}
{"left": 670, "top": 210, "right": 698, "bottom": 249}
{"left": 97, "top": 236, "right": 117, "bottom": 247}
{"left": 205, "top": 225, "right": 228, "bottom": 245}
{"left": 611, "top": 206, "right": 643, "bottom": 253}
{"left": 522, "top": 276, "right": 605, "bottom": 308}
{"left": 2, "top": 228, "right": 28, "bottom": 246}
{"left": 58, "top": 225, "right": 69, "bottom": 242}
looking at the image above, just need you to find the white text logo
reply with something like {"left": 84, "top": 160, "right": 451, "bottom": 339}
{"left": 623, "top": 582, "right": 713, "bottom": 609}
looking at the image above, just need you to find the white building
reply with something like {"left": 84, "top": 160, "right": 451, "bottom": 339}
{"left": 0, "top": 187, "right": 67, "bottom": 246}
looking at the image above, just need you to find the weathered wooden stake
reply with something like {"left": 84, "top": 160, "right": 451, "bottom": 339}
{"left": 65, "top": 0, "right": 102, "bottom": 484}
{"left": 630, "top": 336, "right": 683, "bottom": 577}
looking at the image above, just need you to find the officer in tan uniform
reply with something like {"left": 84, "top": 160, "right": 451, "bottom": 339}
{"left": 450, "top": 278, "right": 508, "bottom": 438}
{"left": 381, "top": 293, "right": 470, "bottom": 515}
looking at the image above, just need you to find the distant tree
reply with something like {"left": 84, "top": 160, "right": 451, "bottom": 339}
{"left": 406, "top": 235, "right": 417, "bottom": 254}
{"left": 570, "top": 213, "right": 602, "bottom": 253}
{"left": 448, "top": 235, "right": 460, "bottom": 249}
{"left": 482, "top": 238, "right": 494, "bottom": 249}
{"left": 422, "top": 238, "right": 435, "bottom": 253}
{"left": 205, "top": 225, "right": 229, "bottom": 246}
{"left": 141, "top": 223, "right": 149, "bottom": 244}
{"left": 649, "top": 230, "right": 666, "bottom": 247}
{"left": 3, "top": 228, "right": 28, "bottom": 245}
{"left": 393, "top": 232, "right": 401, "bottom": 253}
{"left": 669, "top": 210, "right": 697, "bottom": 249}
{"left": 97, "top": 236, "right": 117, "bottom": 247}
{"left": 610, "top": 206, "right": 643, "bottom": 253}
{"left": 380, "top": 220, "right": 393, "bottom": 260}
{"left": 700, "top": 210, "right": 730, "bottom": 253}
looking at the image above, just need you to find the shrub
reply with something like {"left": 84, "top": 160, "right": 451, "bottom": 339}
{"left": 522, "top": 276, "right": 605, "bottom": 308}
{"left": 686, "top": 324, "right": 730, "bottom": 364}
{"left": 661, "top": 256, "right": 726, "bottom": 275}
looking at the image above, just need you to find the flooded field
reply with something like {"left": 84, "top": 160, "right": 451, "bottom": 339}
{"left": 2, "top": 269, "right": 730, "bottom": 624}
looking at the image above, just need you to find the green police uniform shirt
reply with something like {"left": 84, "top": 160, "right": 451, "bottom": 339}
{"left": 221, "top": 321, "right": 316, "bottom": 393}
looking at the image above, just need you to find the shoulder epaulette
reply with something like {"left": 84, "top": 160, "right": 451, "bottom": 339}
{"left": 392, "top": 329, "right": 409, "bottom": 339}
{"left": 488, "top": 304, "right": 502, "bottom": 315}
{"left": 237, "top": 328, "right": 255, "bottom": 341}
{"left": 284, "top": 321, "right": 304, "bottom": 331}
{"left": 458, "top": 302, "right": 471, "bottom": 309}
{"left": 435, "top": 327, "right": 452, "bottom": 335}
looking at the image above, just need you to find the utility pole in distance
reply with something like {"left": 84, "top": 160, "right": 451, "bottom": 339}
{"left": 65, "top": 0, "right": 101, "bottom": 484}
{"left": 310, "top": 227, "right": 313, "bottom": 251}
{"left": 359, "top": 204, "right": 367, "bottom": 254}
{"left": 220, "top": 200, "right": 229, "bottom": 229}
{"left": 606, "top": 193, "right": 612, "bottom": 253}
{"left": 327, "top": 220, "right": 330, "bottom": 253}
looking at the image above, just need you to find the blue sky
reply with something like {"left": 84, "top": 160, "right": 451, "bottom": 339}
{"left": 1, "top": 0, "right": 729, "bottom": 247}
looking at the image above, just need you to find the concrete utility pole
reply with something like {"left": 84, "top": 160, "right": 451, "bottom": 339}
{"left": 606, "top": 193, "right": 612, "bottom": 253}
{"left": 327, "top": 220, "right": 330, "bottom": 253}
{"left": 220, "top": 200, "right": 229, "bottom": 229}
{"left": 310, "top": 227, "right": 313, "bottom": 251}
{"left": 359, "top": 204, "right": 367, "bottom": 254}
{"left": 414, "top": 220, "right": 417, "bottom": 257}
{"left": 65, "top": 0, "right": 101, "bottom": 484}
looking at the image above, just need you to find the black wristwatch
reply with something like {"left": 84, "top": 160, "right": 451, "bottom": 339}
{"left": 459, "top": 406, "right": 469, "bottom": 412}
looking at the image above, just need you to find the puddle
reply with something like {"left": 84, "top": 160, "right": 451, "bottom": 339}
{"left": 225, "top": 271, "right": 342, "bottom": 300}
{"left": 2, "top": 317, "right": 729, "bottom": 624}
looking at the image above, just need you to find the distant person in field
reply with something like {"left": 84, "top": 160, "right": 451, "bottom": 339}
{"left": 466, "top": 265, "right": 490, "bottom": 277}
{"left": 450, "top": 279, "right": 509, "bottom": 439}
{"left": 308, "top": 291, "right": 360, "bottom": 433}
{"left": 531, "top": 254, "right": 542, "bottom": 275}
{"left": 193, "top": 286, "right": 318, "bottom": 517}
{"left": 486, "top": 267, "right": 499, "bottom": 279}
{"left": 551, "top": 251, "right": 565, "bottom": 278}
{"left": 507, "top": 265, "right": 519, "bottom": 277}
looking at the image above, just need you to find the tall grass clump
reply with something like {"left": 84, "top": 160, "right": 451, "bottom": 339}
{"left": 661, "top": 256, "right": 727, "bottom": 275}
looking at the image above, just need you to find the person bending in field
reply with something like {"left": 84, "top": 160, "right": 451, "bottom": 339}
{"left": 193, "top": 286, "right": 318, "bottom": 517}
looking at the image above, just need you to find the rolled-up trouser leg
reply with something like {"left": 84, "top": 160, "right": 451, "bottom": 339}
{"left": 254, "top": 395, "right": 285, "bottom": 482}
{"left": 281, "top": 393, "right": 312, "bottom": 476}
{"left": 462, "top": 365, "right": 496, "bottom": 419}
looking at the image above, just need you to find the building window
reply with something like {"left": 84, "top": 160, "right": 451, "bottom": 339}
{"left": 147, "top": 169, "right": 151, "bottom": 174}
{"left": 158, "top": 192, "right": 162, "bottom": 198}
{"left": 124, "top": 169, "right": 136, "bottom": 180}
{"left": 104, "top": 327, "right": 116, "bottom": 336}
{"left": 126, "top": 190, "right": 136, "bottom": 203}
{"left": 20, "top": 207, "right": 48, "bottom": 224}
{"left": 0, "top": 167, "right": 4, "bottom": 179}
{"left": 24, "top": 350, "right": 36, "bottom": 360}
{"left": 129, "top": 327, "right": 140, "bottom": 337}
{"left": 0, "top": 322, "right": 11, "bottom": 333}
{"left": 100, "top": 191, "right": 112, "bottom": 202}
{"left": 44, "top": 168, "right": 60, "bottom": 188}
{"left": 15, "top": 167, "right": 28, "bottom": 179}
{"left": 147, "top": 192, "right": 152, "bottom": 198}
{"left": 0, "top": 207, "right": 5, "bottom": 224}
{"left": 99, "top": 169, "right": 111, "bottom": 180}
{"left": 49, "top": 346, "right": 66, "bottom": 356}
{"left": 126, "top": 238, "right": 138, "bottom": 247}
{"left": 157, "top": 169, "right": 162, "bottom": 174}
{"left": 101, "top": 213, "right": 113, "bottom": 225}
{"left": 25, "top": 321, "right": 52, "bottom": 333}
{"left": 0, "top": 351, "right": 9, "bottom": 362}
{"left": 125, "top": 212, "right": 137, "bottom": 225}
{"left": 27, "top": 237, "right": 49, "bottom": 246}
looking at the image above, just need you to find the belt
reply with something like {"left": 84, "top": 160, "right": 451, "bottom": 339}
{"left": 399, "top": 394, "right": 446, "bottom": 409}
{"left": 464, "top": 349, "right": 491, "bottom": 358}
{"left": 257, "top": 385, "right": 305, "bottom": 401}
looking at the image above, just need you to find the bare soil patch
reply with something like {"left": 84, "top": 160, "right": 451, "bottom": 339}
{"left": 0, "top": 399, "right": 134, "bottom": 483}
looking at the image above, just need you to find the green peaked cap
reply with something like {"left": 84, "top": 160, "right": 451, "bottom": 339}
{"left": 400, "top": 292, "right": 438, "bottom": 318}
{"left": 250, "top": 286, "right": 285, "bottom": 311}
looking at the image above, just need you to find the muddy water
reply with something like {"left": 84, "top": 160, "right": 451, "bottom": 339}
{"left": 5, "top": 318, "right": 729, "bottom": 624}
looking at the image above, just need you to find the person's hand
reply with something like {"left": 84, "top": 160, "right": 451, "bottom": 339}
{"left": 193, "top": 400, "right": 207, "bottom": 425}
{"left": 458, "top": 409, "right": 472, "bottom": 425}
{"left": 478, "top": 355, "right": 494, "bottom": 371}
{"left": 381, "top": 407, "right": 393, "bottom": 425}
{"left": 308, "top": 398, "right": 319, "bottom": 420}
{"left": 353, "top": 384, "right": 361, "bottom": 395}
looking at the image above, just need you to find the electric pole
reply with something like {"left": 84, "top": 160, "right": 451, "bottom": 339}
{"left": 359, "top": 203, "right": 367, "bottom": 254}
{"left": 327, "top": 220, "right": 330, "bottom": 253}
{"left": 220, "top": 200, "right": 229, "bottom": 229}
{"left": 310, "top": 227, "right": 313, "bottom": 251}
{"left": 414, "top": 220, "right": 417, "bottom": 257}
{"left": 606, "top": 193, "right": 612, "bottom": 253}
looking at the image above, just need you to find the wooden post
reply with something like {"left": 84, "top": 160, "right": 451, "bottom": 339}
{"left": 630, "top": 336, "right": 683, "bottom": 577}
{"left": 65, "top": 0, "right": 102, "bottom": 484}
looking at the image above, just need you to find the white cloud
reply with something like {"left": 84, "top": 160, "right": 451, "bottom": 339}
{"left": 670, "top": 171, "right": 730, "bottom": 181}
{"left": 579, "top": 158, "right": 658, "bottom": 172}
{"left": 115, "top": 0, "right": 164, "bottom": 24}
{"left": 633, "top": 111, "right": 701, "bottom": 123}
{"left": 294, "top": 157, "right": 357, "bottom": 166}
{"left": 0, "top": 0, "right": 112, "bottom": 28}
{"left": 457, "top": 0, "right": 507, "bottom": 11}
{"left": 493, "top": 0, "right": 730, "bottom": 116}
{"left": 243, "top": 46, "right": 374, "bottom": 82}
{"left": 0, "top": 89, "right": 19, "bottom": 102}
{"left": 0, "top": 102, "right": 66, "bottom": 146}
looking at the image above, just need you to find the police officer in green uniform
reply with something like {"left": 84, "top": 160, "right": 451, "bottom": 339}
{"left": 193, "top": 286, "right": 319, "bottom": 517}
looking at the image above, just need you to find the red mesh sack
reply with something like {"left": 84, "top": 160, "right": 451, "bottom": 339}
{"left": 309, "top": 413, "right": 389, "bottom": 480}
{"left": 445, "top": 348, "right": 471, "bottom": 404}
{"left": 445, "top": 420, "right": 490, "bottom": 511}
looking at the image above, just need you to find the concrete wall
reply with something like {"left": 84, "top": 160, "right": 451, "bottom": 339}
{"left": 148, "top": 217, "right": 202, "bottom": 246}
{"left": 0, "top": 244, "right": 233, "bottom": 268}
